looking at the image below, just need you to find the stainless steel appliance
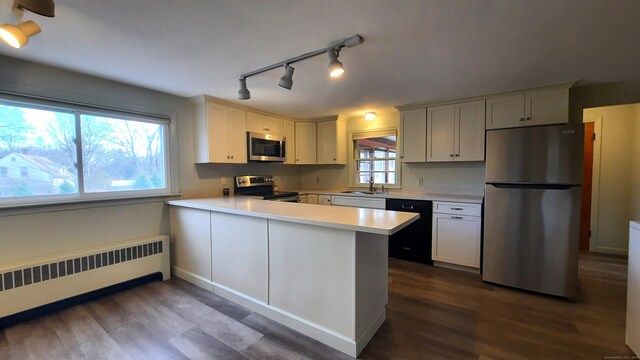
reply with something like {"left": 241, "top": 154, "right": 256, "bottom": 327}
{"left": 234, "top": 175, "right": 299, "bottom": 202}
{"left": 247, "top": 132, "right": 286, "bottom": 162}
{"left": 483, "top": 124, "right": 583, "bottom": 299}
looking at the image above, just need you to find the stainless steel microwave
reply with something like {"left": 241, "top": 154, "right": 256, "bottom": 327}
{"left": 247, "top": 132, "right": 286, "bottom": 162}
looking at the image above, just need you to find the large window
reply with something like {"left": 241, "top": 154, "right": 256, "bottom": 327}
{"left": 0, "top": 98, "right": 169, "bottom": 205}
{"left": 353, "top": 130, "right": 397, "bottom": 186}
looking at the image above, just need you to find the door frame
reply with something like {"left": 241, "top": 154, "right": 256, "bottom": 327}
{"left": 585, "top": 117, "right": 602, "bottom": 252}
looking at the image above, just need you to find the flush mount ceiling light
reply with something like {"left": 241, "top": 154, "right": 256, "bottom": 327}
{"left": 278, "top": 65, "right": 295, "bottom": 90}
{"left": 0, "top": 0, "right": 55, "bottom": 49}
{"left": 364, "top": 112, "right": 376, "bottom": 121}
{"left": 237, "top": 34, "right": 364, "bottom": 100}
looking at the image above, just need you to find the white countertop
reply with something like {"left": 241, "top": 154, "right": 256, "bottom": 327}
{"left": 291, "top": 189, "right": 484, "bottom": 204}
{"left": 632, "top": 221, "right": 640, "bottom": 231}
{"left": 167, "top": 197, "right": 419, "bottom": 235}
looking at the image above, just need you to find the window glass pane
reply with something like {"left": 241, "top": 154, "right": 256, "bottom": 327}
{"left": 388, "top": 172, "right": 396, "bottom": 183}
{"left": 359, "top": 173, "right": 371, "bottom": 183}
{"left": 389, "top": 160, "right": 396, "bottom": 171}
{"left": 373, "top": 160, "right": 385, "bottom": 171}
{"left": 80, "top": 114, "right": 166, "bottom": 193}
{"left": 374, "top": 150, "right": 387, "bottom": 158}
{"left": 358, "top": 160, "right": 370, "bottom": 171}
{"left": 0, "top": 103, "right": 77, "bottom": 199}
{"left": 353, "top": 131, "right": 397, "bottom": 186}
{"left": 373, "top": 173, "right": 385, "bottom": 183}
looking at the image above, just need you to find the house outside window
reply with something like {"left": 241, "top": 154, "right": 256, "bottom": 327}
{"left": 352, "top": 130, "right": 398, "bottom": 186}
{"left": 0, "top": 97, "right": 171, "bottom": 205}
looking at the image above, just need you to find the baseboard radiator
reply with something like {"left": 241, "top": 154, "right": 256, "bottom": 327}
{"left": 0, "top": 235, "right": 170, "bottom": 318}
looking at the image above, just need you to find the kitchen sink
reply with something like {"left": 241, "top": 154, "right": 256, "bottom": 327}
{"left": 341, "top": 190, "right": 386, "bottom": 195}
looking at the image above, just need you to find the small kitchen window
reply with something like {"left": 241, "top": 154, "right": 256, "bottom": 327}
{"left": 352, "top": 130, "right": 398, "bottom": 186}
{"left": 0, "top": 97, "right": 171, "bottom": 206}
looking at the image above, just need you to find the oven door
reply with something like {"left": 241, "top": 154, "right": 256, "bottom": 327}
{"left": 248, "top": 132, "right": 286, "bottom": 162}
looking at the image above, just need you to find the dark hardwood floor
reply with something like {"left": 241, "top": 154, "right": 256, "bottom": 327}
{"left": 0, "top": 252, "right": 634, "bottom": 359}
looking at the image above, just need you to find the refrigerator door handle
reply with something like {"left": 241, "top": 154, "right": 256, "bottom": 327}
{"left": 487, "top": 183, "right": 578, "bottom": 190}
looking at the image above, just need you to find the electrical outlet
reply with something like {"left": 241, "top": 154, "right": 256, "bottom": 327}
{"left": 221, "top": 177, "right": 227, "bottom": 185}
{"left": 418, "top": 177, "right": 424, "bottom": 186}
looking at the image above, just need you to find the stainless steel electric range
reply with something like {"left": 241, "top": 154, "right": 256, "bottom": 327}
{"left": 233, "top": 175, "right": 300, "bottom": 202}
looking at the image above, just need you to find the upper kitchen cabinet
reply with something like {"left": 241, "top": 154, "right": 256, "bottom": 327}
{"left": 282, "top": 120, "right": 295, "bottom": 164}
{"left": 295, "top": 121, "right": 317, "bottom": 164}
{"left": 317, "top": 115, "right": 347, "bottom": 165}
{"left": 247, "top": 112, "right": 283, "bottom": 137}
{"left": 400, "top": 108, "right": 427, "bottom": 162}
{"left": 486, "top": 85, "right": 570, "bottom": 130}
{"left": 427, "top": 100, "right": 485, "bottom": 162}
{"left": 193, "top": 99, "right": 247, "bottom": 163}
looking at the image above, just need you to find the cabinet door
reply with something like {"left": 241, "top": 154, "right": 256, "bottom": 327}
{"left": 227, "top": 107, "right": 247, "bottom": 163}
{"left": 295, "top": 122, "right": 317, "bottom": 164}
{"left": 318, "top": 195, "right": 331, "bottom": 205}
{"left": 401, "top": 108, "right": 427, "bottom": 162}
{"left": 455, "top": 100, "right": 486, "bottom": 162}
{"left": 432, "top": 213, "right": 481, "bottom": 268}
{"left": 485, "top": 94, "right": 525, "bottom": 130}
{"left": 427, "top": 105, "right": 455, "bottom": 162}
{"left": 283, "top": 120, "right": 295, "bottom": 165}
{"left": 207, "top": 103, "right": 229, "bottom": 163}
{"left": 263, "top": 116, "right": 283, "bottom": 136}
{"left": 317, "top": 121, "right": 337, "bottom": 164}
{"left": 307, "top": 194, "right": 319, "bottom": 204}
{"left": 170, "top": 207, "right": 212, "bottom": 282}
{"left": 246, "top": 112, "right": 265, "bottom": 133}
{"left": 525, "top": 88, "right": 569, "bottom": 126}
{"left": 211, "top": 212, "right": 268, "bottom": 303}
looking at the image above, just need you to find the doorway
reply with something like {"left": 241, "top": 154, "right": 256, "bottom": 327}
{"left": 582, "top": 104, "right": 640, "bottom": 255}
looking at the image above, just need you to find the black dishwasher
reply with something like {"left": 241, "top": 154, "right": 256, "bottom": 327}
{"left": 386, "top": 198, "right": 433, "bottom": 264}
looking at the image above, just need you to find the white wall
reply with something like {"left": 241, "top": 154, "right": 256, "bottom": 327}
{"left": 584, "top": 104, "right": 640, "bottom": 254}
{"left": 632, "top": 105, "right": 640, "bottom": 221}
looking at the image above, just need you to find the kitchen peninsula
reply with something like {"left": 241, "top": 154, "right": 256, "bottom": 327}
{"left": 167, "top": 197, "right": 418, "bottom": 357}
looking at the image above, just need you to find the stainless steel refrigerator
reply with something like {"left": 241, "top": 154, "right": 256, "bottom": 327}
{"left": 483, "top": 124, "right": 583, "bottom": 299}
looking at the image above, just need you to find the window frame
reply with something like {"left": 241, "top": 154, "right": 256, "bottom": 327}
{"left": 0, "top": 94, "right": 173, "bottom": 208}
{"left": 349, "top": 128, "right": 401, "bottom": 189}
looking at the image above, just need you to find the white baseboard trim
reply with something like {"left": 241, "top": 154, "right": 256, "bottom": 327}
{"left": 172, "top": 266, "right": 385, "bottom": 358}
{"left": 434, "top": 260, "right": 480, "bottom": 274}
{"left": 594, "top": 246, "right": 629, "bottom": 256}
{"left": 172, "top": 266, "right": 214, "bottom": 292}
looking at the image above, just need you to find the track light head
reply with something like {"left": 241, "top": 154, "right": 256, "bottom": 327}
{"left": 278, "top": 65, "right": 295, "bottom": 90}
{"left": 0, "top": 20, "right": 40, "bottom": 48}
{"left": 16, "top": 0, "right": 55, "bottom": 17}
{"left": 327, "top": 49, "right": 344, "bottom": 78}
{"left": 237, "top": 78, "right": 250, "bottom": 100}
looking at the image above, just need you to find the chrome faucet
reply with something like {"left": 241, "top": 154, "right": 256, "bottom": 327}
{"left": 368, "top": 177, "right": 375, "bottom": 193}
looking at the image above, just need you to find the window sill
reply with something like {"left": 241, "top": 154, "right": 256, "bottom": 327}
{"left": 0, "top": 193, "right": 181, "bottom": 217}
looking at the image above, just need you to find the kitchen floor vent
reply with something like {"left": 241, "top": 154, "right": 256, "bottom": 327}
{"left": 0, "top": 235, "right": 170, "bottom": 318}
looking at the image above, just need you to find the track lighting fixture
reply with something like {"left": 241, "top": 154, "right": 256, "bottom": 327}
{"left": 327, "top": 49, "right": 344, "bottom": 78}
{"left": 278, "top": 65, "right": 295, "bottom": 90}
{"left": 237, "top": 78, "right": 250, "bottom": 100}
{"left": 0, "top": 0, "right": 55, "bottom": 49}
{"left": 237, "top": 34, "right": 364, "bottom": 100}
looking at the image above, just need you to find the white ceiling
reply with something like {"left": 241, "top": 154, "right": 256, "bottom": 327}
{"left": 1, "top": 0, "right": 639, "bottom": 119}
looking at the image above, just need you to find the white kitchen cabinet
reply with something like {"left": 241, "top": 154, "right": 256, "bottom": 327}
{"left": 400, "top": 108, "right": 427, "bottom": 162}
{"left": 318, "top": 194, "right": 331, "bottom": 205}
{"left": 283, "top": 119, "right": 296, "bottom": 164}
{"left": 432, "top": 201, "right": 482, "bottom": 269}
{"left": 330, "top": 195, "right": 385, "bottom": 209}
{"left": 427, "top": 100, "right": 485, "bottom": 162}
{"left": 486, "top": 86, "right": 569, "bottom": 130}
{"left": 170, "top": 207, "right": 212, "bottom": 283}
{"left": 307, "top": 194, "right": 319, "bottom": 204}
{"left": 298, "top": 194, "right": 308, "bottom": 203}
{"left": 627, "top": 221, "right": 640, "bottom": 355}
{"left": 295, "top": 122, "right": 317, "bottom": 164}
{"left": 317, "top": 116, "right": 347, "bottom": 165}
{"left": 193, "top": 99, "right": 247, "bottom": 163}
{"left": 247, "top": 112, "right": 283, "bottom": 137}
{"left": 211, "top": 212, "right": 268, "bottom": 303}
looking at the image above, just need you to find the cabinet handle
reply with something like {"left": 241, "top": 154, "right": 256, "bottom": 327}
{"left": 451, "top": 216, "right": 463, "bottom": 219}
{"left": 525, "top": 117, "right": 531, "bottom": 121}
{"left": 519, "top": 117, "right": 526, "bottom": 121}
{"left": 264, "top": 128, "right": 270, "bottom": 131}
{"left": 455, "top": 154, "right": 460, "bottom": 157}
{"left": 402, "top": 247, "right": 412, "bottom": 251}
{"left": 227, "top": 156, "right": 230, "bottom": 159}
{"left": 451, "top": 207, "right": 464, "bottom": 211}
{"left": 400, "top": 155, "right": 404, "bottom": 159}
{"left": 450, "top": 154, "right": 454, "bottom": 157}
{"left": 231, "top": 155, "right": 234, "bottom": 159}
{"left": 333, "top": 158, "right": 336, "bottom": 161}
{"left": 296, "top": 159, "right": 299, "bottom": 162}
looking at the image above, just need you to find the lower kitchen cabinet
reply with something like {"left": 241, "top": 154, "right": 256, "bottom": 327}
{"left": 211, "top": 212, "right": 268, "bottom": 302}
{"left": 432, "top": 201, "right": 482, "bottom": 269}
{"left": 318, "top": 194, "right": 331, "bottom": 205}
{"left": 170, "top": 207, "right": 212, "bottom": 282}
{"left": 307, "top": 194, "right": 318, "bottom": 204}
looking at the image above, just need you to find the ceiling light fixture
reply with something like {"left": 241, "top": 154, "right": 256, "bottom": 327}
{"left": 0, "top": 0, "right": 55, "bottom": 49}
{"left": 237, "top": 34, "right": 364, "bottom": 100}
{"left": 364, "top": 112, "right": 376, "bottom": 121}
{"left": 278, "top": 65, "right": 295, "bottom": 90}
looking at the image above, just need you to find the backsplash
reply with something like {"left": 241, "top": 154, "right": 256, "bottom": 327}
{"left": 401, "top": 162, "right": 486, "bottom": 196}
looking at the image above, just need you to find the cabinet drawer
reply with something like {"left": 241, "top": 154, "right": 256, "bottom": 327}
{"left": 433, "top": 201, "right": 481, "bottom": 216}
